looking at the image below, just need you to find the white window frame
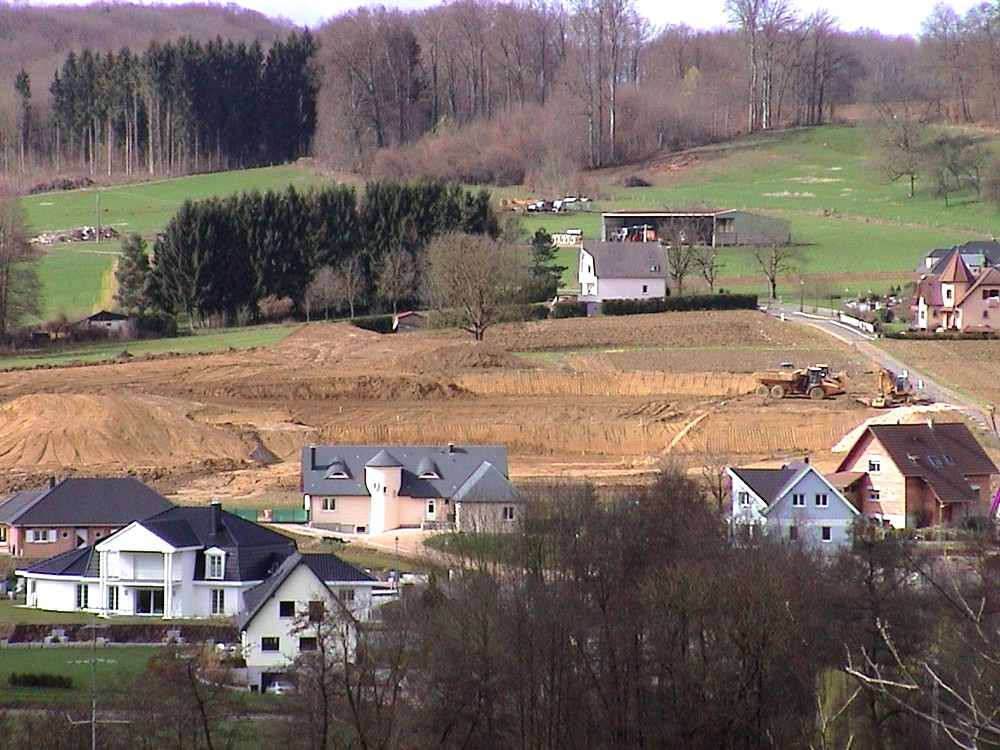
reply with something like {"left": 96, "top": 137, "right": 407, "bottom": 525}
{"left": 821, "top": 526, "right": 832, "bottom": 542}
{"left": 28, "top": 529, "right": 54, "bottom": 543}
{"left": 791, "top": 493, "right": 805, "bottom": 507}
{"left": 211, "top": 588, "right": 225, "bottom": 615}
{"left": 76, "top": 584, "right": 89, "bottom": 610}
{"left": 868, "top": 458, "right": 881, "bottom": 473}
{"left": 738, "top": 491, "right": 751, "bottom": 506}
{"left": 502, "top": 505, "right": 516, "bottom": 522}
{"left": 868, "top": 488, "right": 881, "bottom": 501}
{"left": 206, "top": 552, "right": 225, "bottom": 580}
{"left": 107, "top": 585, "right": 119, "bottom": 612}
{"left": 338, "top": 588, "right": 355, "bottom": 603}
{"left": 261, "top": 636, "right": 279, "bottom": 652}
{"left": 322, "top": 497, "right": 336, "bottom": 511}
{"left": 814, "top": 493, "right": 828, "bottom": 508}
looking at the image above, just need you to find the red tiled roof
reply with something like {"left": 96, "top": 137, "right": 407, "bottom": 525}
{"left": 939, "top": 249, "right": 975, "bottom": 284}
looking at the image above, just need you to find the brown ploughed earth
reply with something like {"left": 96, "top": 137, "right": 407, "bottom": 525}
{"left": 0, "top": 310, "right": 935, "bottom": 506}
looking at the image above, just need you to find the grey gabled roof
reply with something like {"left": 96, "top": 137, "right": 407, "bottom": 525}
{"left": 582, "top": 241, "right": 668, "bottom": 280}
{"left": 453, "top": 462, "right": 519, "bottom": 504}
{"left": 237, "top": 552, "right": 376, "bottom": 630}
{"left": 0, "top": 478, "right": 174, "bottom": 527}
{"left": 303, "top": 444, "right": 510, "bottom": 500}
{"left": 18, "top": 546, "right": 96, "bottom": 576}
{"left": 729, "top": 467, "right": 799, "bottom": 506}
{"left": 0, "top": 491, "right": 43, "bottom": 524}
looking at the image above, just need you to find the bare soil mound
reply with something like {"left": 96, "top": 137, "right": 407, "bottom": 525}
{"left": 0, "top": 393, "right": 252, "bottom": 469}
{"left": 401, "top": 340, "right": 531, "bottom": 374}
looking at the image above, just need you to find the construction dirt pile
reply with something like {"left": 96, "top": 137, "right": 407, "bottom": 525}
{"left": 0, "top": 393, "right": 251, "bottom": 470}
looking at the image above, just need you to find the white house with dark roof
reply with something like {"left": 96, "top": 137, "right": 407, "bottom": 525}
{"left": 302, "top": 444, "right": 520, "bottom": 534}
{"left": 0, "top": 477, "right": 174, "bottom": 558}
{"left": 578, "top": 241, "right": 668, "bottom": 308}
{"left": 17, "top": 501, "right": 296, "bottom": 618}
{"left": 237, "top": 552, "right": 378, "bottom": 692}
{"left": 728, "top": 461, "right": 860, "bottom": 550}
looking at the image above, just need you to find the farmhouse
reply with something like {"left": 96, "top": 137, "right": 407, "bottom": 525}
{"left": 237, "top": 552, "right": 378, "bottom": 692}
{"left": 75, "top": 309, "right": 130, "bottom": 335}
{"left": 578, "top": 240, "right": 668, "bottom": 309}
{"left": 913, "top": 248, "right": 1000, "bottom": 331}
{"left": 835, "top": 421, "right": 997, "bottom": 528}
{"left": 728, "top": 461, "right": 859, "bottom": 549}
{"left": 302, "top": 444, "right": 519, "bottom": 534}
{"left": 600, "top": 209, "right": 790, "bottom": 246}
{"left": 0, "top": 477, "right": 174, "bottom": 558}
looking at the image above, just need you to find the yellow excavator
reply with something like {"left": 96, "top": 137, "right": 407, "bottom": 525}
{"left": 870, "top": 368, "right": 930, "bottom": 409}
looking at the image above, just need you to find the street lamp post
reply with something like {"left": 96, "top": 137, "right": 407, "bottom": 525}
{"left": 799, "top": 280, "right": 804, "bottom": 313}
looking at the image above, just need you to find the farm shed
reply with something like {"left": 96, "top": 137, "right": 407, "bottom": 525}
{"left": 601, "top": 209, "right": 790, "bottom": 247}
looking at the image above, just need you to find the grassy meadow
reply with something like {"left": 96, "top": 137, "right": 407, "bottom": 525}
{"left": 20, "top": 124, "right": 1000, "bottom": 323}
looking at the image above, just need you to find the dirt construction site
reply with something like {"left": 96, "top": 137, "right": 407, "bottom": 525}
{"left": 0, "top": 310, "right": 985, "bottom": 507}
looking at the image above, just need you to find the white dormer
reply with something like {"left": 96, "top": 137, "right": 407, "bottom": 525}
{"left": 205, "top": 547, "right": 226, "bottom": 580}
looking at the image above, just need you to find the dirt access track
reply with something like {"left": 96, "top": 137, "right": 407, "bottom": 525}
{"left": 0, "top": 310, "right": 890, "bottom": 506}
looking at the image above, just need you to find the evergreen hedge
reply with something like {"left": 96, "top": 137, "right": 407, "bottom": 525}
{"left": 8, "top": 672, "right": 73, "bottom": 689}
{"left": 351, "top": 314, "right": 396, "bottom": 334}
{"left": 601, "top": 293, "right": 758, "bottom": 316}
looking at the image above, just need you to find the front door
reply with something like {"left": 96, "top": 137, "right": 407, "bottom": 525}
{"left": 426, "top": 499, "right": 436, "bottom": 522}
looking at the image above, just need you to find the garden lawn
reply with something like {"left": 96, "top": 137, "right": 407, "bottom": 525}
{"left": 0, "top": 644, "right": 162, "bottom": 706}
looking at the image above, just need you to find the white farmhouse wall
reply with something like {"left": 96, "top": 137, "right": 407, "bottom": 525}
{"left": 29, "top": 578, "right": 80, "bottom": 611}
{"left": 766, "top": 472, "right": 857, "bottom": 549}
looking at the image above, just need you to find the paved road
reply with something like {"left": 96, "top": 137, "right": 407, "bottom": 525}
{"left": 762, "top": 303, "right": 1000, "bottom": 440}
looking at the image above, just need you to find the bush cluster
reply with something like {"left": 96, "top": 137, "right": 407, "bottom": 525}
{"left": 351, "top": 314, "right": 396, "bottom": 334}
{"left": 550, "top": 300, "right": 588, "bottom": 319}
{"left": 602, "top": 294, "right": 758, "bottom": 316}
{"left": 8, "top": 672, "right": 73, "bottom": 689}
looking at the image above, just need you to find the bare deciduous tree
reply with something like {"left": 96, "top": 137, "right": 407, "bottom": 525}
{"left": 421, "top": 231, "right": 530, "bottom": 340}
{"left": 752, "top": 242, "right": 802, "bottom": 300}
{"left": 375, "top": 246, "right": 417, "bottom": 315}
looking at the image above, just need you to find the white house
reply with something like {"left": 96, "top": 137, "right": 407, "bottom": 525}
{"left": 236, "top": 552, "right": 379, "bottom": 692}
{"left": 18, "top": 502, "right": 297, "bottom": 618}
{"left": 727, "top": 461, "right": 860, "bottom": 550}
{"left": 578, "top": 241, "right": 668, "bottom": 310}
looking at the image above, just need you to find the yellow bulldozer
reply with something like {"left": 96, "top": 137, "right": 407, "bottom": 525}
{"left": 869, "top": 368, "right": 930, "bottom": 409}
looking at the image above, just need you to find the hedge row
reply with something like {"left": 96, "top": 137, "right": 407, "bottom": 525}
{"left": 550, "top": 300, "right": 588, "bottom": 319}
{"left": 883, "top": 330, "right": 999, "bottom": 340}
{"left": 8, "top": 672, "right": 73, "bottom": 689}
{"left": 602, "top": 293, "right": 758, "bottom": 316}
{"left": 351, "top": 314, "right": 396, "bottom": 334}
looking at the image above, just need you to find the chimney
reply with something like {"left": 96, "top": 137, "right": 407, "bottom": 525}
{"left": 47, "top": 476, "right": 56, "bottom": 489}
{"left": 927, "top": 418, "right": 935, "bottom": 431}
{"left": 804, "top": 456, "right": 810, "bottom": 464}
{"left": 448, "top": 442, "right": 455, "bottom": 454}
{"left": 209, "top": 499, "right": 222, "bottom": 536}
{"left": 310, "top": 445, "right": 317, "bottom": 469}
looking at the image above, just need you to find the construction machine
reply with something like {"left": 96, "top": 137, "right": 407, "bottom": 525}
{"left": 869, "top": 368, "right": 930, "bottom": 409}
{"left": 755, "top": 363, "right": 846, "bottom": 400}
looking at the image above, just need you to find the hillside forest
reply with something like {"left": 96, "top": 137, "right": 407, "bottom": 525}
{"left": 2, "top": 0, "right": 1000, "bottom": 187}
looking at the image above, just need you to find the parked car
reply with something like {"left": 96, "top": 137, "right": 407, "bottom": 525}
{"left": 264, "top": 679, "right": 296, "bottom": 695}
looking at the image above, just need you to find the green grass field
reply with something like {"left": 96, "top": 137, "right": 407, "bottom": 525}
{"left": 0, "top": 323, "right": 299, "bottom": 370}
{"left": 0, "top": 644, "right": 162, "bottom": 705}
{"left": 20, "top": 124, "right": 1000, "bottom": 322}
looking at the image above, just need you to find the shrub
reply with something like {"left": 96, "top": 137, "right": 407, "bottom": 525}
{"left": 256, "top": 295, "right": 294, "bottom": 322}
{"left": 131, "top": 312, "right": 178, "bottom": 339}
{"left": 883, "top": 330, "right": 999, "bottom": 340}
{"left": 602, "top": 293, "right": 758, "bottom": 316}
{"left": 499, "top": 304, "right": 549, "bottom": 323}
{"left": 550, "top": 300, "right": 588, "bottom": 319}
{"left": 351, "top": 314, "right": 395, "bottom": 334}
{"left": 8, "top": 672, "right": 73, "bottom": 689}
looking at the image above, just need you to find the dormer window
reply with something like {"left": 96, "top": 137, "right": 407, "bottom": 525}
{"left": 325, "top": 460, "right": 350, "bottom": 480}
{"left": 419, "top": 470, "right": 441, "bottom": 480}
{"left": 206, "top": 550, "right": 225, "bottom": 580}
